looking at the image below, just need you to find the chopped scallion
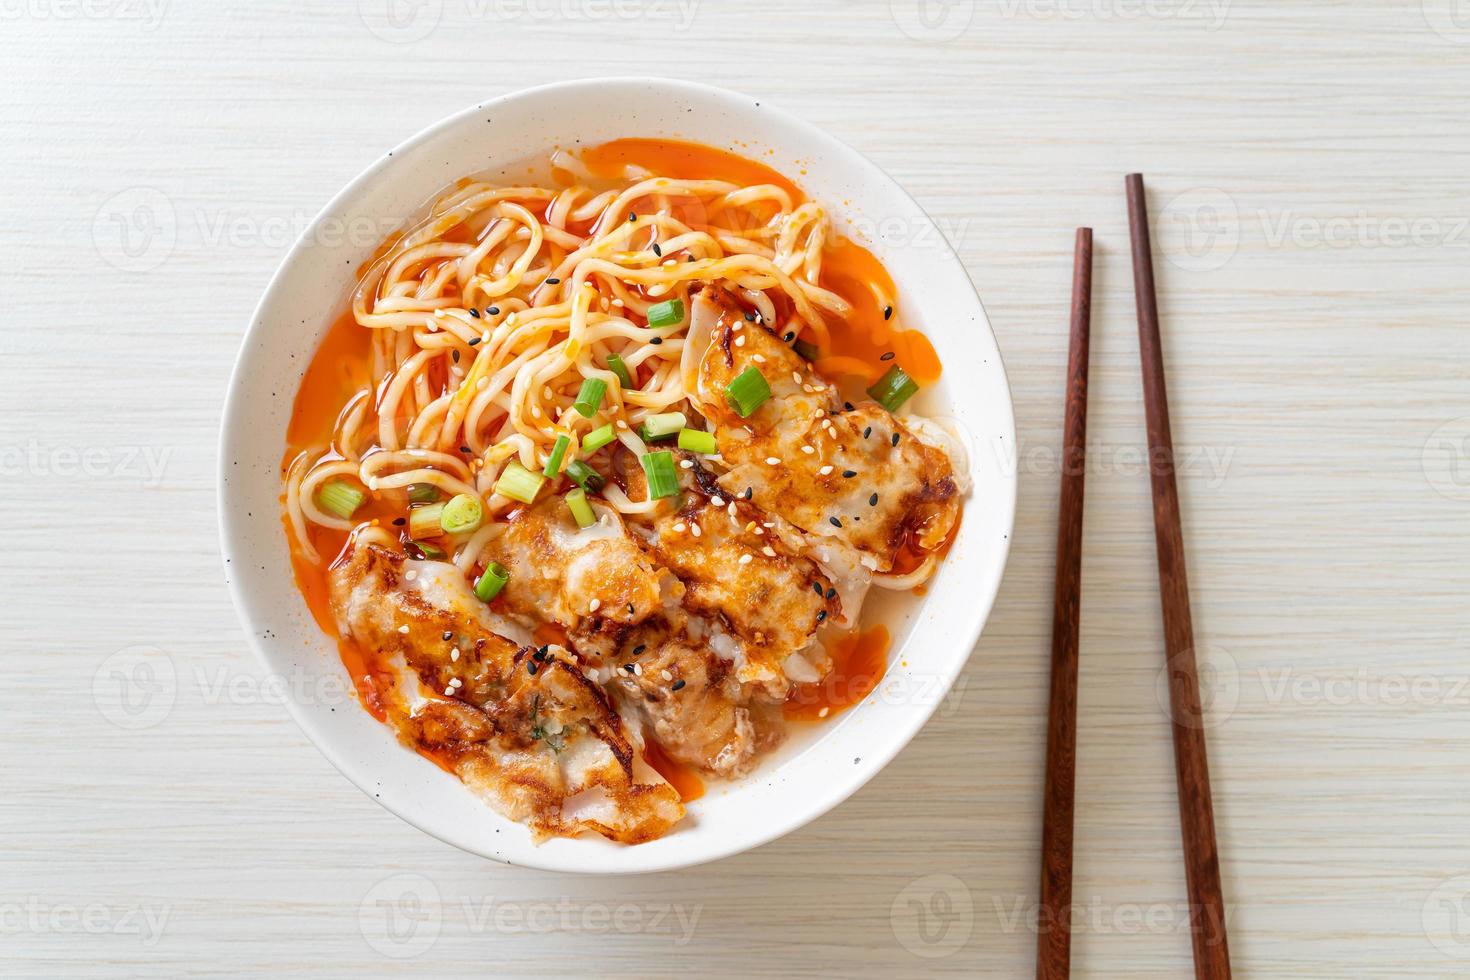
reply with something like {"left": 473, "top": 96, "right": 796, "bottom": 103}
{"left": 639, "top": 411, "right": 686, "bottom": 441}
{"left": 641, "top": 450, "right": 679, "bottom": 499}
{"left": 318, "top": 480, "right": 366, "bottom": 519}
{"left": 565, "top": 488, "right": 596, "bottom": 529}
{"left": 408, "top": 502, "right": 446, "bottom": 539}
{"left": 607, "top": 354, "right": 633, "bottom": 389}
{"left": 565, "top": 460, "right": 605, "bottom": 493}
{"left": 724, "top": 366, "right": 771, "bottom": 418}
{"left": 677, "top": 428, "right": 718, "bottom": 455}
{"left": 439, "top": 493, "right": 483, "bottom": 535}
{"left": 572, "top": 377, "right": 607, "bottom": 418}
{"left": 410, "top": 540, "right": 446, "bottom": 560}
{"left": 582, "top": 423, "right": 616, "bottom": 454}
{"left": 867, "top": 364, "right": 920, "bottom": 413}
{"left": 646, "top": 298, "right": 685, "bottom": 328}
{"left": 543, "top": 434, "right": 571, "bottom": 477}
{"left": 474, "top": 561, "right": 509, "bottom": 602}
{"left": 493, "top": 460, "right": 545, "bottom": 504}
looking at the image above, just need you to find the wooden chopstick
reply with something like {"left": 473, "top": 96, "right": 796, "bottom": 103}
{"left": 1036, "top": 227, "right": 1092, "bottom": 980}
{"left": 1124, "top": 174, "right": 1233, "bottom": 980}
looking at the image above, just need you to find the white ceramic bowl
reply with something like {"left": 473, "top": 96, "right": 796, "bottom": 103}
{"left": 219, "top": 78, "right": 1016, "bottom": 874}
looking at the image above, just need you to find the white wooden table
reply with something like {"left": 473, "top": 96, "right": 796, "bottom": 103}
{"left": 6, "top": 2, "right": 1469, "bottom": 976}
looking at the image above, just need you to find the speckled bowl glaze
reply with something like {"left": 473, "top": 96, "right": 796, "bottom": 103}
{"left": 219, "top": 78, "right": 1015, "bottom": 873}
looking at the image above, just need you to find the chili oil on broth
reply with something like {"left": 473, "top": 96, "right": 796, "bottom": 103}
{"left": 281, "top": 137, "right": 954, "bottom": 818}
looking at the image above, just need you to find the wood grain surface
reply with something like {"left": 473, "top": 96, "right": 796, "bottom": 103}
{"left": 4, "top": 3, "right": 1470, "bottom": 977}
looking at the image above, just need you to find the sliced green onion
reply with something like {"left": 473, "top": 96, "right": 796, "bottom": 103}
{"left": 408, "top": 502, "right": 446, "bottom": 539}
{"left": 474, "top": 561, "right": 509, "bottom": 602}
{"left": 583, "top": 423, "right": 617, "bottom": 454}
{"left": 407, "top": 483, "right": 439, "bottom": 504}
{"left": 409, "top": 540, "right": 445, "bottom": 560}
{"left": 639, "top": 411, "right": 686, "bottom": 441}
{"left": 724, "top": 366, "right": 772, "bottom": 418}
{"left": 440, "top": 493, "right": 483, "bottom": 535}
{"left": 572, "top": 377, "right": 607, "bottom": 418}
{"left": 677, "top": 428, "right": 718, "bottom": 455}
{"left": 543, "top": 434, "right": 571, "bottom": 477}
{"left": 793, "top": 338, "right": 821, "bottom": 361}
{"left": 564, "top": 488, "right": 596, "bottom": 529}
{"left": 493, "top": 460, "right": 545, "bottom": 505}
{"left": 867, "top": 364, "right": 920, "bottom": 413}
{"left": 317, "top": 480, "right": 366, "bottom": 519}
{"left": 565, "top": 460, "right": 605, "bottom": 493}
{"left": 606, "top": 353, "right": 633, "bottom": 389}
{"left": 645, "top": 298, "right": 685, "bottom": 328}
{"left": 641, "top": 450, "right": 679, "bottom": 500}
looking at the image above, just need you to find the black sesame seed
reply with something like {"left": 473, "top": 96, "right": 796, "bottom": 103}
{"left": 527, "top": 661, "right": 538, "bottom": 675}
{"left": 627, "top": 603, "right": 635, "bottom": 615}
{"left": 812, "top": 582, "right": 824, "bottom": 597}
{"left": 883, "top": 305, "right": 893, "bottom": 321}
{"left": 452, "top": 349, "right": 460, "bottom": 363}
{"left": 863, "top": 427, "right": 872, "bottom": 439}
{"left": 869, "top": 493, "right": 879, "bottom": 506}
{"left": 652, "top": 243, "right": 662, "bottom": 257}
{"left": 783, "top": 331, "right": 795, "bottom": 342}
{"left": 460, "top": 445, "right": 471, "bottom": 454}
{"left": 843, "top": 401, "right": 855, "bottom": 412}
{"left": 536, "top": 645, "right": 549, "bottom": 660}
{"left": 623, "top": 663, "right": 636, "bottom": 673}
{"left": 829, "top": 517, "right": 843, "bottom": 528}
{"left": 633, "top": 644, "right": 646, "bottom": 655}
{"left": 468, "top": 337, "right": 481, "bottom": 346}
{"left": 628, "top": 212, "right": 637, "bottom": 222}
{"left": 816, "top": 610, "right": 827, "bottom": 623}
{"left": 468, "top": 307, "right": 481, "bottom": 318}
{"left": 392, "top": 517, "right": 406, "bottom": 526}
{"left": 842, "top": 469, "right": 857, "bottom": 478}
{"left": 744, "top": 312, "right": 756, "bottom": 322}
{"left": 744, "top": 487, "right": 754, "bottom": 500}
{"left": 671, "top": 679, "right": 686, "bottom": 691}
{"left": 880, "top": 351, "right": 896, "bottom": 362}
{"left": 649, "top": 337, "right": 663, "bottom": 345}
{"left": 892, "top": 432, "right": 901, "bottom": 446}
{"left": 442, "top": 630, "right": 453, "bottom": 641}
{"left": 825, "top": 587, "right": 837, "bottom": 600}
{"left": 487, "top": 306, "right": 500, "bottom": 315}
{"left": 545, "top": 277, "right": 560, "bottom": 285}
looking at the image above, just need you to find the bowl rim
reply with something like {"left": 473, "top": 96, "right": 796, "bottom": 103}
{"left": 218, "top": 76, "right": 1017, "bottom": 874}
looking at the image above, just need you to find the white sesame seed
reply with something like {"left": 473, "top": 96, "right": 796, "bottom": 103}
{"left": 405, "top": 570, "right": 417, "bottom": 581}
{"left": 792, "top": 372, "right": 802, "bottom": 384}
{"left": 801, "top": 445, "right": 815, "bottom": 455}
{"left": 444, "top": 687, "right": 455, "bottom": 696}
{"left": 530, "top": 406, "right": 541, "bottom": 419}
{"left": 738, "top": 553, "right": 753, "bottom": 565}
{"left": 765, "top": 456, "right": 780, "bottom": 465}
{"left": 398, "top": 625, "right": 410, "bottom": 634}
{"left": 673, "top": 521, "right": 687, "bottom": 533}
{"left": 734, "top": 335, "right": 746, "bottom": 347}
{"left": 711, "top": 496, "right": 724, "bottom": 507}
{"left": 450, "top": 649, "right": 460, "bottom": 662}
{"left": 449, "top": 677, "right": 462, "bottom": 688}
{"left": 691, "top": 523, "right": 702, "bottom": 537}
{"left": 661, "top": 669, "right": 674, "bottom": 681}
{"left": 589, "top": 598, "right": 601, "bottom": 613}
{"left": 542, "top": 385, "right": 553, "bottom": 400}
{"left": 753, "top": 354, "right": 766, "bottom": 363}
{"left": 818, "top": 706, "right": 830, "bottom": 718}
{"left": 818, "top": 465, "right": 833, "bottom": 475}
{"left": 633, "top": 663, "right": 642, "bottom": 676}
{"left": 680, "top": 459, "right": 693, "bottom": 469}
{"left": 754, "top": 526, "right": 764, "bottom": 536}
{"left": 763, "top": 546, "right": 776, "bottom": 557}
{"left": 616, "top": 419, "right": 629, "bottom": 429}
